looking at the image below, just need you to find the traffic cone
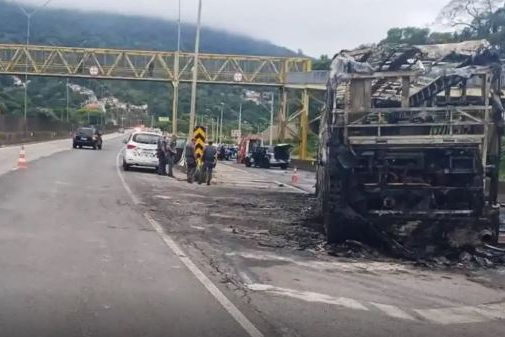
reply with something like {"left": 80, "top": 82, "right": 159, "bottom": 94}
{"left": 18, "top": 146, "right": 27, "bottom": 169}
{"left": 291, "top": 167, "right": 299, "bottom": 185}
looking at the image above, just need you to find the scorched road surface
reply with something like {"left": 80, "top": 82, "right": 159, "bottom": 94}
{"left": 0, "top": 137, "right": 263, "bottom": 337}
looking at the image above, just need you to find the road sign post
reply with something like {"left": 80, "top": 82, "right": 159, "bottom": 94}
{"left": 193, "top": 126, "right": 206, "bottom": 165}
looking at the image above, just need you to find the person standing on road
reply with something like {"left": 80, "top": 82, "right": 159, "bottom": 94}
{"left": 185, "top": 138, "right": 197, "bottom": 183}
{"left": 157, "top": 135, "right": 168, "bottom": 176}
{"left": 199, "top": 141, "right": 217, "bottom": 186}
{"left": 166, "top": 135, "right": 177, "bottom": 178}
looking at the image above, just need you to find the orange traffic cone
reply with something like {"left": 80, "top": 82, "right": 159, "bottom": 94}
{"left": 18, "top": 146, "right": 27, "bottom": 169}
{"left": 291, "top": 167, "right": 299, "bottom": 185}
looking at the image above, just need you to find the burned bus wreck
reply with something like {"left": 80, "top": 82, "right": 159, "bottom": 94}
{"left": 317, "top": 40, "right": 504, "bottom": 252}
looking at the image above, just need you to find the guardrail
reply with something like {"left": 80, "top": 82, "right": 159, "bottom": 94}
{"left": 0, "top": 131, "right": 71, "bottom": 146}
{"left": 0, "top": 128, "right": 118, "bottom": 146}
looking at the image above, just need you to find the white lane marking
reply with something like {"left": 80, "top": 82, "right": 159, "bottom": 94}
{"left": 248, "top": 283, "right": 505, "bottom": 325}
{"left": 227, "top": 251, "right": 411, "bottom": 273}
{"left": 370, "top": 302, "right": 415, "bottom": 321}
{"left": 190, "top": 225, "right": 206, "bottom": 231}
{"left": 154, "top": 195, "right": 172, "bottom": 200}
{"left": 247, "top": 284, "right": 368, "bottom": 311}
{"left": 115, "top": 148, "right": 140, "bottom": 206}
{"left": 414, "top": 305, "right": 497, "bottom": 325}
{"left": 476, "top": 302, "right": 505, "bottom": 320}
{"left": 239, "top": 271, "right": 254, "bottom": 285}
{"left": 116, "top": 147, "right": 264, "bottom": 337}
{"left": 145, "top": 213, "right": 264, "bottom": 337}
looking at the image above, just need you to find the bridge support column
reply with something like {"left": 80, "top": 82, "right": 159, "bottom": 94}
{"left": 172, "top": 81, "right": 179, "bottom": 135}
{"left": 278, "top": 88, "right": 288, "bottom": 142}
{"left": 299, "top": 89, "right": 309, "bottom": 160}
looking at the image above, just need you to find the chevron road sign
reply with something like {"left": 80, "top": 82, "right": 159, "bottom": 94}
{"left": 194, "top": 126, "right": 207, "bottom": 165}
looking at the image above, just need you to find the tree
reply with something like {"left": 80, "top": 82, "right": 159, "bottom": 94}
{"left": 312, "top": 55, "right": 331, "bottom": 70}
{"left": 380, "top": 27, "right": 430, "bottom": 45}
{"left": 427, "top": 32, "right": 457, "bottom": 44}
{"left": 436, "top": 0, "right": 503, "bottom": 32}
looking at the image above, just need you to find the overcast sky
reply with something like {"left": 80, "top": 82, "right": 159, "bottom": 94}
{"left": 14, "top": 0, "right": 448, "bottom": 57}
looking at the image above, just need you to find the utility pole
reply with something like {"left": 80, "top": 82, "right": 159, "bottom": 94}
{"left": 188, "top": 0, "right": 203, "bottom": 138}
{"left": 219, "top": 102, "right": 224, "bottom": 143}
{"left": 238, "top": 100, "right": 242, "bottom": 140}
{"left": 211, "top": 118, "right": 215, "bottom": 140}
{"left": 269, "top": 93, "right": 274, "bottom": 146}
{"left": 23, "top": 15, "right": 30, "bottom": 125}
{"left": 172, "top": 0, "right": 181, "bottom": 135}
{"left": 216, "top": 115, "right": 220, "bottom": 143}
{"left": 15, "top": 0, "right": 53, "bottom": 126}
{"left": 66, "top": 78, "right": 70, "bottom": 122}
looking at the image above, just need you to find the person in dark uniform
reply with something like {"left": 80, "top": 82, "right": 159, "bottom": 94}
{"left": 185, "top": 138, "right": 197, "bottom": 183}
{"left": 199, "top": 141, "right": 217, "bottom": 185}
{"left": 157, "top": 135, "right": 168, "bottom": 175}
{"left": 166, "top": 135, "right": 177, "bottom": 178}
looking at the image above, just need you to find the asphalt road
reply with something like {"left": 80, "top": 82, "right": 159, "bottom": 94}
{"left": 0, "top": 136, "right": 264, "bottom": 337}
{"left": 1, "top": 136, "right": 504, "bottom": 337}
{"left": 128, "top": 157, "right": 505, "bottom": 337}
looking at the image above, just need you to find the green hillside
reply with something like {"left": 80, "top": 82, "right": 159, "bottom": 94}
{"left": 0, "top": 0, "right": 298, "bottom": 136}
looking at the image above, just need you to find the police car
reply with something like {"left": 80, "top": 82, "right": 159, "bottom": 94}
{"left": 122, "top": 131, "right": 162, "bottom": 171}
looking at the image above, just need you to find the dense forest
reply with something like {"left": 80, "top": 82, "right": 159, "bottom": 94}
{"left": 0, "top": 0, "right": 299, "bottom": 136}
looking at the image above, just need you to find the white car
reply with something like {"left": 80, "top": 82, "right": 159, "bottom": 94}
{"left": 122, "top": 132, "right": 162, "bottom": 171}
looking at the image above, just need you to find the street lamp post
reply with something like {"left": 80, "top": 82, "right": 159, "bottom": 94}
{"left": 66, "top": 78, "right": 70, "bottom": 122}
{"left": 50, "top": 40, "right": 86, "bottom": 125}
{"left": 219, "top": 102, "right": 224, "bottom": 144}
{"left": 211, "top": 118, "right": 215, "bottom": 141}
{"left": 172, "top": 0, "right": 182, "bottom": 135}
{"left": 14, "top": 0, "right": 53, "bottom": 125}
{"left": 238, "top": 100, "right": 242, "bottom": 140}
{"left": 269, "top": 93, "right": 274, "bottom": 146}
{"left": 216, "top": 115, "right": 220, "bottom": 143}
{"left": 188, "top": 0, "right": 203, "bottom": 138}
{"left": 259, "top": 92, "right": 275, "bottom": 146}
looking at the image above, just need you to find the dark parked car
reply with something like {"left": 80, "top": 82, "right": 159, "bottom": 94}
{"left": 245, "top": 144, "right": 292, "bottom": 169}
{"left": 73, "top": 127, "right": 103, "bottom": 150}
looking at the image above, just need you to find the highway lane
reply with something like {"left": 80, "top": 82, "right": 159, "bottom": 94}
{"left": 0, "top": 136, "right": 265, "bottom": 337}
{"left": 0, "top": 132, "right": 122, "bottom": 177}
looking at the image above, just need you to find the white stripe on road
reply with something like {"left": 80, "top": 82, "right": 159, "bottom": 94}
{"left": 415, "top": 302, "right": 505, "bottom": 325}
{"left": 115, "top": 149, "right": 140, "bottom": 206}
{"left": 116, "top": 148, "right": 264, "bottom": 337}
{"left": 246, "top": 283, "right": 368, "bottom": 311}
{"left": 370, "top": 302, "right": 415, "bottom": 321}
{"left": 475, "top": 302, "right": 505, "bottom": 320}
{"left": 415, "top": 306, "right": 492, "bottom": 325}
{"left": 247, "top": 283, "right": 505, "bottom": 325}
